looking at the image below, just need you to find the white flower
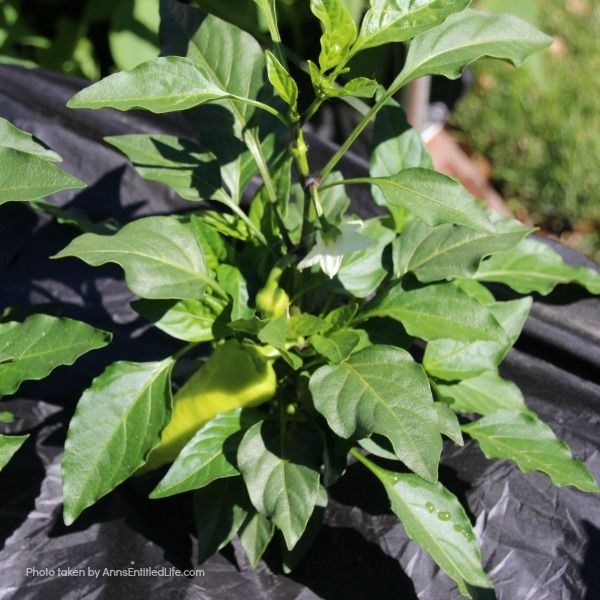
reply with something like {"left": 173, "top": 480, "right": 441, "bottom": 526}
{"left": 297, "top": 221, "right": 375, "bottom": 279}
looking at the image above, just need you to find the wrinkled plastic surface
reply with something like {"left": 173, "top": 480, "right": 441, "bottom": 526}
{"left": 0, "top": 65, "right": 599, "bottom": 600}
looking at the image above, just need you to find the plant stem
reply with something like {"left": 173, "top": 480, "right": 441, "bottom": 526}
{"left": 241, "top": 98, "right": 291, "bottom": 127}
{"left": 318, "top": 72, "right": 410, "bottom": 182}
{"left": 200, "top": 275, "right": 229, "bottom": 301}
{"left": 244, "top": 130, "right": 278, "bottom": 205}
{"left": 172, "top": 342, "right": 201, "bottom": 361}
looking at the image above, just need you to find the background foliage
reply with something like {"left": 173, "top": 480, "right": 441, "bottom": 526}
{"left": 452, "top": 0, "right": 600, "bottom": 260}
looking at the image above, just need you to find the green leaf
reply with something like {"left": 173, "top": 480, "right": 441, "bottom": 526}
{"left": 463, "top": 410, "right": 600, "bottom": 493}
{"left": 393, "top": 217, "right": 531, "bottom": 283}
{"left": 0, "top": 116, "right": 61, "bottom": 161}
{"left": 435, "top": 403, "right": 464, "bottom": 446}
{"left": 424, "top": 339, "right": 502, "bottom": 381}
{"left": 355, "top": 0, "right": 471, "bottom": 50}
{"left": 237, "top": 420, "right": 322, "bottom": 550}
{"left": 238, "top": 510, "right": 275, "bottom": 568}
{"left": 217, "top": 265, "right": 254, "bottom": 321}
{"left": 397, "top": 9, "right": 553, "bottom": 85}
{"left": 286, "top": 314, "right": 331, "bottom": 339}
{"left": 0, "top": 314, "right": 111, "bottom": 397}
{"left": 282, "top": 499, "right": 326, "bottom": 573}
{"left": 310, "top": 0, "right": 357, "bottom": 72}
{"left": 309, "top": 345, "right": 441, "bottom": 481}
{"left": 150, "top": 408, "right": 257, "bottom": 498}
{"left": 105, "top": 135, "right": 221, "bottom": 201}
{"left": 265, "top": 50, "right": 299, "bottom": 119}
{"left": 435, "top": 372, "right": 527, "bottom": 415}
{"left": 0, "top": 147, "right": 85, "bottom": 205}
{"left": 68, "top": 56, "right": 270, "bottom": 115}
{"left": 54, "top": 216, "right": 214, "bottom": 300}
{"left": 370, "top": 95, "right": 432, "bottom": 227}
{"left": 193, "top": 477, "right": 250, "bottom": 564}
{"left": 160, "top": 5, "right": 267, "bottom": 203}
{"left": 310, "top": 328, "right": 371, "bottom": 364}
{"left": 357, "top": 169, "right": 497, "bottom": 233}
{"left": 423, "top": 297, "right": 532, "bottom": 380}
{"left": 338, "top": 218, "right": 396, "bottom": 298}
{"left": 340, "top": 77, "right": 378, "bottom": 98}
{"left": 62, "top": 358, "right": 174, "bottom": 525}
{"left": 354, "top": 452, "right": 493, "bottom": 597}
{"left": 361, "top": 281, "right": 507, "bottom": 343}
{"left": 159, "top": 8, "right": 266, "bottom": 123}
{"left": 132, "top": 297, "right": 227, "bottom": 342}
{"left": 0, "top": 434, "right": 28, "bottom": 471}
{"left": 474, "top": 238, "right": 600, "bottom": 295}
{"left": 186, "top": 214, "right": 230, "bottom": 270}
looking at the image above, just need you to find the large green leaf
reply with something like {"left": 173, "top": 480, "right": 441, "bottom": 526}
{"left": 0, "top": 147, "right": 85, "bottom": 205}
{"left": 354, "top": 169, "right": 497, "bottom": 233}
{"left": 159, "top": 5, "right": 279, "bottom": 204}
{"left": 68, "top": 55, "right": 270, "bottom": 115}
{"left": 310, "top": 345, "right": 441, "bottom": 481}
{"left": 355, "top": 452, "right": 493, "bottom": 597}
{"left": 132, "top": 296, "right": 226, "bottom": 342}
{"left": 370, "top": 95, "right": 432, "bottom": 227}
{"left": 0, "top": 117, "right": 61, "bottom": 161}
{"left": 396, "top": 9, "right": 552, "bottom": 85}
{"left": 361, "top": 281, "right": 507, "bottom": 343}
{"left": 54, "top": 216, "right": 214, "bottom": 300}
{"left": 355, "top": 0, "right": 471, "bottom": 50}
{"left": 311, "top": 0, "right": 357, "bottom": 71}
{"left": 105, "top": 135, "right": 221, "bottom": 201}
{"left": 150, "top": 408, "right": 259, "bottom": 498}
{"left": 62, "top": 358, "right": 174, "bottom": 525}
{"left": 474, "top": 238, "right": 600, "bottom": 295}
{"left": 435, "top": 372, "right": 527, "bottom": 415}
{"left": 237, "top": 420, "right": 322, "bottom": 550}
{"left": 393, "top": 217, "right": 531, "bottom": 283}
{"left": 0, "top": 434, "right": 29, "bottom": 471}
{"left": 0, "top": 314, "right": 111, "bottom": 397}
{"left": 193, "top": 477, "right": 250, "bottom": 564}
{"left": 463, "top": 410, "right": 600, "bottom": 493}
{"left": 423, "top": 297, "right": 531, "bottom": 380}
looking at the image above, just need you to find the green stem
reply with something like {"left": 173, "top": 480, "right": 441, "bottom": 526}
{"left": 243, "top": 130, "right": 278, "bottom": 205}
{"left": 302, "top": 97, "right": 324, "bottom": 123}
{"left": 350, "top": 447, "right": 379, "bottom": 473}
{"left": 214, "top": 188, "right": 268, "bottom": 245}
{"left": 200, "top": 275, "right": 229, "bottom": 301}
{"left": 173, "top": 342, "right": 201, "bottom": 361}
{"left": 261, "top": 0, "right": 287, "bottom": 68}
{"left": 318, "top": 72, "right": 410, "bottom": 182}
{"left": 319, "top": 177, "right": 370, "bottom": 191}
{"left": 240, "top": 97, "right": 291, "bottom": 127}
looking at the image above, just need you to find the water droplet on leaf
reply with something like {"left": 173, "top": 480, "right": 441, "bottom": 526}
{"left": 437, "top": 511, "right": 451, "bottom": 521}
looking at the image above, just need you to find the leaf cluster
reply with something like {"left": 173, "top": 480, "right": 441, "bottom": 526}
{"left": 1, "top": 1, "right": 598, "bottom": 597}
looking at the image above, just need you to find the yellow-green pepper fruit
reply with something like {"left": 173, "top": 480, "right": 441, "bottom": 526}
{"left": 255, "top": 264, "right": 290, "bottom": 318}
{"left": 142, "top": 340, "right": 276, "bottom": 472}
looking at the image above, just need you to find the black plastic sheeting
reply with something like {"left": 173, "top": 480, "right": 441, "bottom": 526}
{"left": 0, "top": 64, "right": 599, "bottom": 600}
